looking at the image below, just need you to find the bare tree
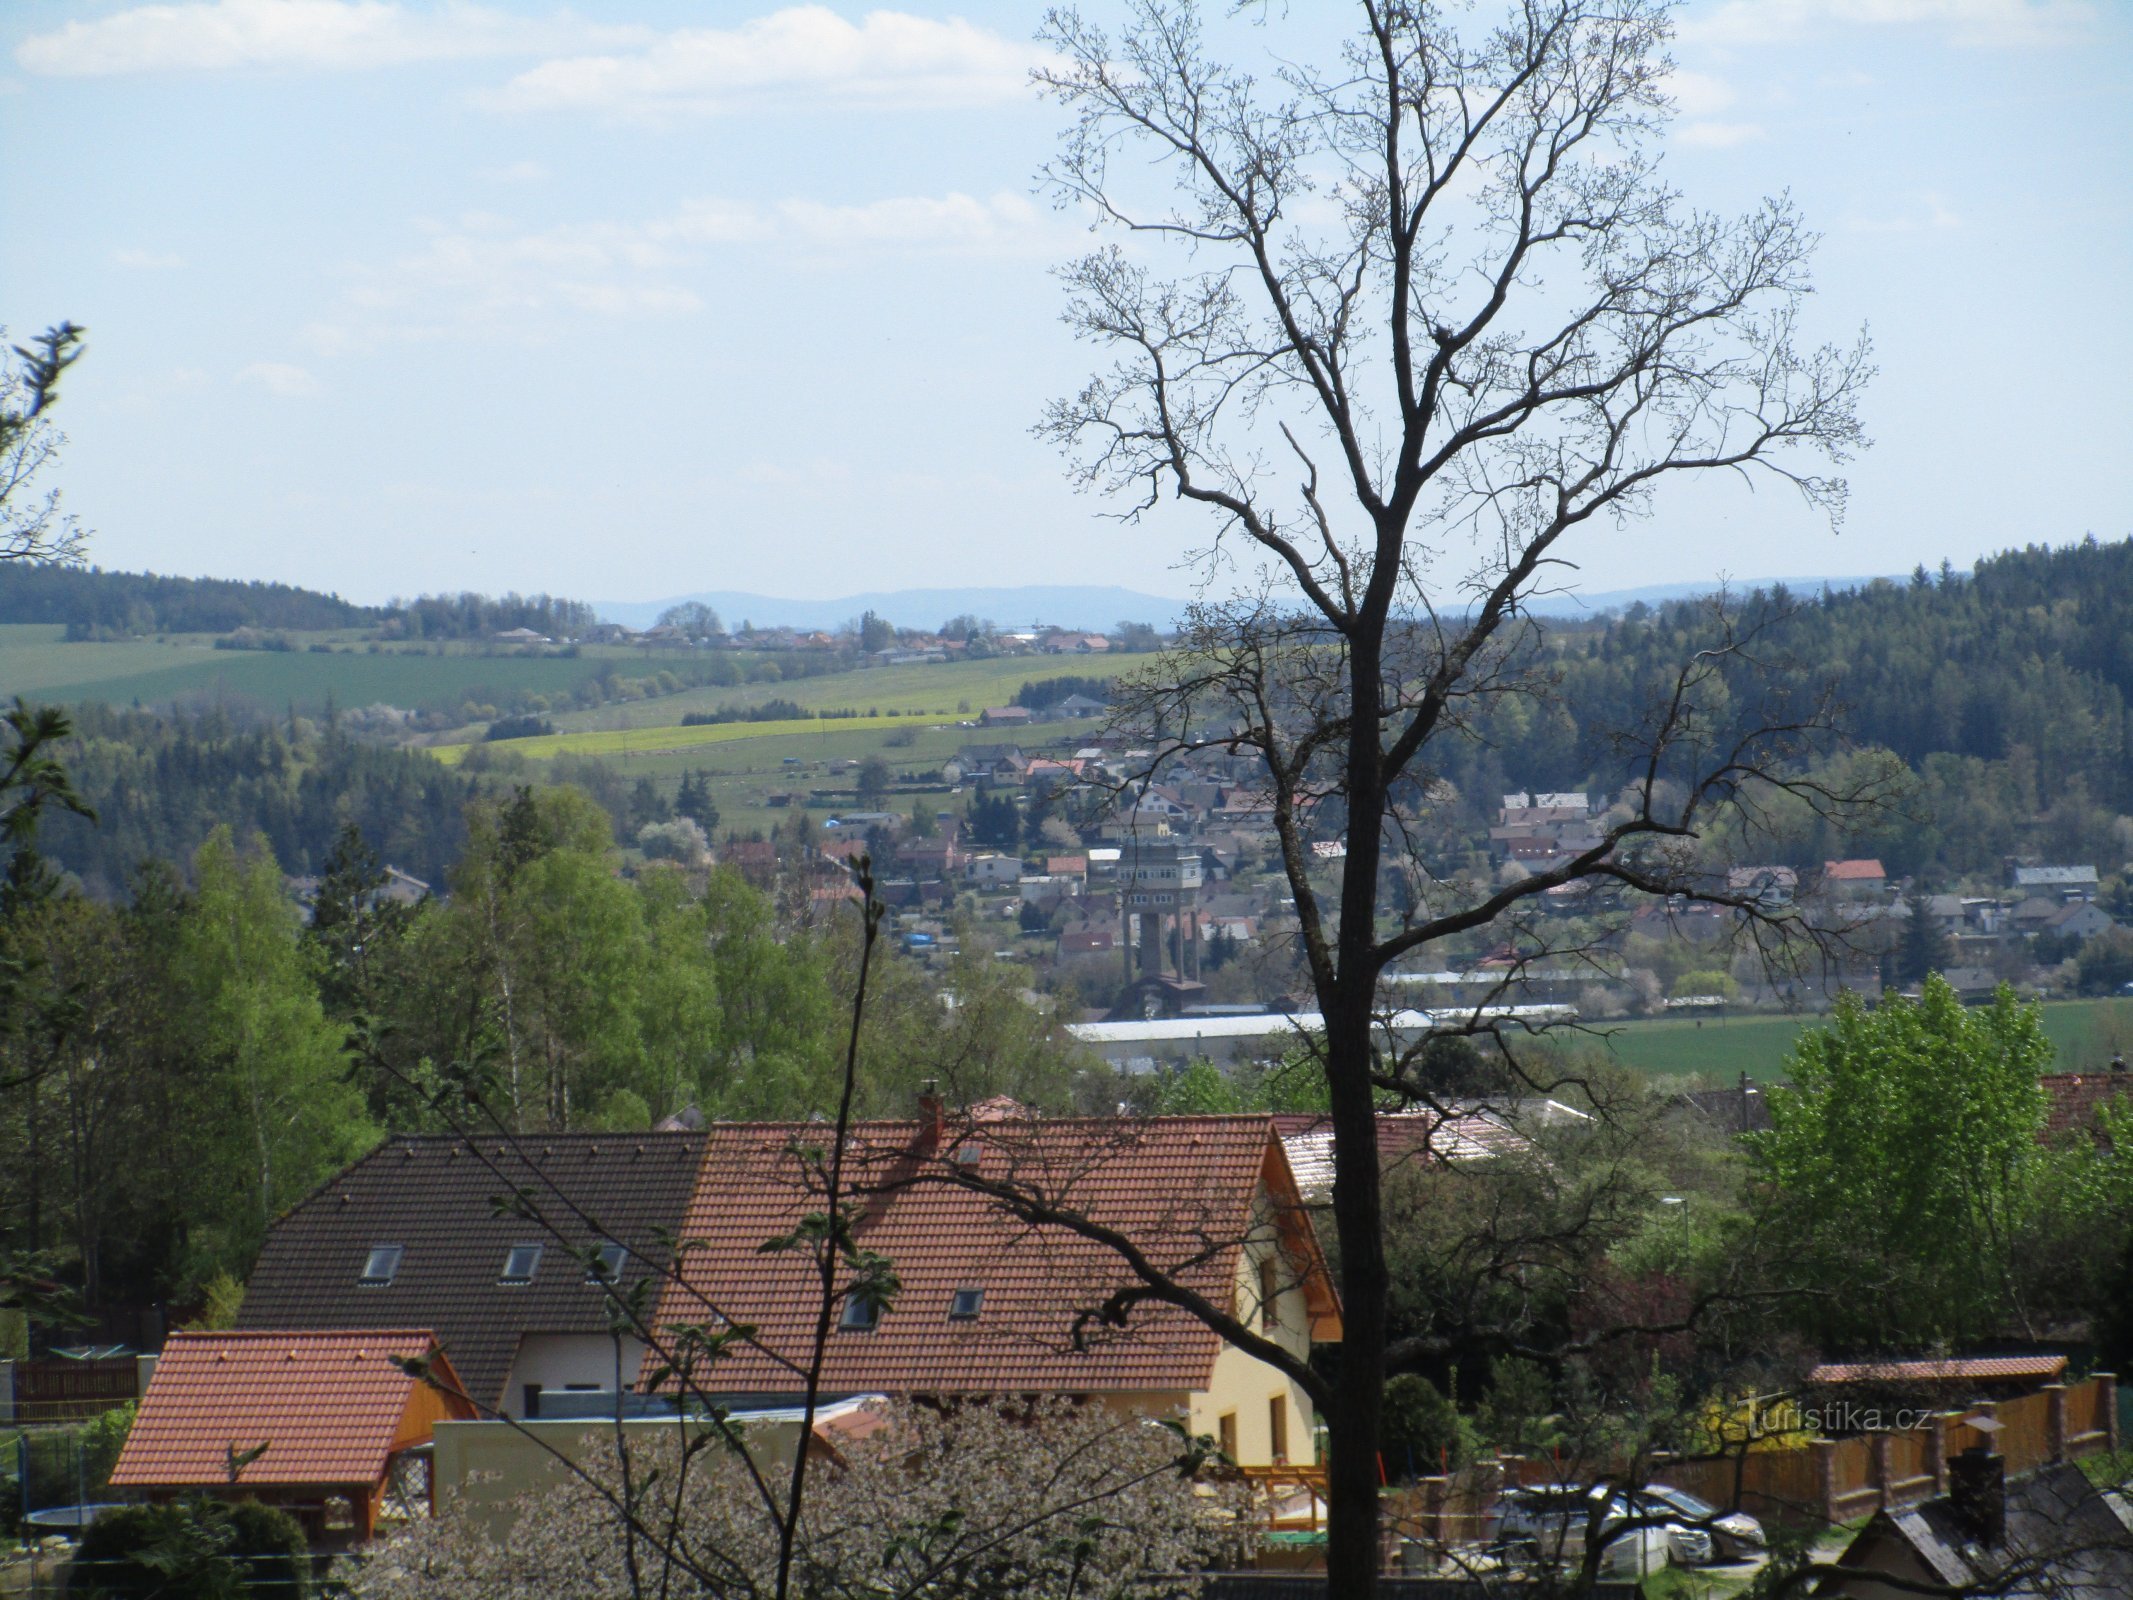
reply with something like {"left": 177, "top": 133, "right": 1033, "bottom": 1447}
{"left": 1033, "top": 1, "right": 1874, "bottom": 1588}
{"left": 1, "top": 323, "right": 88, "bottom": 567}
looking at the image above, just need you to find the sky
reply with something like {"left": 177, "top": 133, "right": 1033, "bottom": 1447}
{"left": 2, "top": 0, "right": 2128, "bottom": 608}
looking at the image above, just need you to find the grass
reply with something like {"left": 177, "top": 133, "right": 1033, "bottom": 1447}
{"left": 0, "top": 625, "right": 628, "bottom": 714}
{"left": 545, "top": 654, "right": 1127, "bottom": 731}
{"left": 1588, "top": 998, "right": 2130, "bottom": 1084}
{"left": 0, "top": 624, "right": 1131, "bottom": 730}
{"left": 458, "top": 716, "right": 1105, "bottom": 838}
{"left": 435, "top": 714, "right": 925, "bottom": 764}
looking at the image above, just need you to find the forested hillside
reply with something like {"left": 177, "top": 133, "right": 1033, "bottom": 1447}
{"left": 0, "top": 563, "right": 600, "bottom": 642}
{"left": 36, "top": 707, "right": 480, "bottom": 895}
{"left": 1407, "top": 536, "right": 2133, "bottom": 880}
{"left": 0, "top": 565, "right": 378, "bottom": 635}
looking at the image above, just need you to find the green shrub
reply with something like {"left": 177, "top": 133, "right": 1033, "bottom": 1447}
{"left": 1380, "top": 1373, "right": 1472, "bottom": 1479}
{"left": 69, "top": 1499, "right": 308, "bottom": 1599}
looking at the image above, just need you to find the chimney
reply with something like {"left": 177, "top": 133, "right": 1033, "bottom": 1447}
{"left": 917, "top": 1078, "right": 944, "bottom": 1155}
{"left": 1946, "top": 1441, "right": 2005, "bottom": 1548}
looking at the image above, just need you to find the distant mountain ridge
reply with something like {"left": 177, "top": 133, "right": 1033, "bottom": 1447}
{"left": 596, "top": 576, "right": 1893, "bottom": 632}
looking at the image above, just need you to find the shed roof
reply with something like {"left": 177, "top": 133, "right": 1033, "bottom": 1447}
{"left": 110, "top": 1330, "right": 467, "bottom": 1488}
{"left": 237, "top": 1133, "right": 705, "bottom": 1410}
{"left": 648, "top": 1115, "right": 1335, "bottom": 1397}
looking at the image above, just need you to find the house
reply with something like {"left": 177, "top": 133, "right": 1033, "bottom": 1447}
{"left": 109, "top": 1330, "right": 478, "bottom": 1546}
{"left": 1045, "top": 692, "right": 1112, "bottom": 721}
{"left": 236, "top": 1133, "right": 707, "bottom": 1418}
{"left": 2011, "top": 864, "right": 2099, "bottom": 901}
{"left": 1057, "top": 927, "right": 1118, "bottom": 957}
{"left": 1821, "top": 859, "right": 1888, "bottom": 899}
{"left": 642, "top": 1111, "right": 1341, "bottom": 1470}
{"left": 964, "top": 853, "right": 1024, "bottom": 888}
{"left": 493, "top": 627, "right": 550, "bottom": 645}
{"left": 1044, "top": 854, "right": 1089, "bottom": 884}
{"left": 2041, "top": 1070, "right": 2133, "bottom": 1143}
{"left": 1273, "top": 1108, "right": 1535, "bottom": 1200}
{"left": 1726, "top": 866, "right": 1798, "bottom": 909}
{"left": 2043, "top": 901, "right": 2116, "bottom": 942}
{"left": 1824, "top": 1459, "right": 2133, "bottom": 1599}
{"left": 1040, "top": 631, "right": 1112, "bottom": 654}
{"left": 980, "top": 705, "right": 1033, "bottom": 728}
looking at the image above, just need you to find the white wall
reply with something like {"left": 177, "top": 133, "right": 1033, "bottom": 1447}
{"left": 500, "top": 1333, "right": 647, "bottom": 1418}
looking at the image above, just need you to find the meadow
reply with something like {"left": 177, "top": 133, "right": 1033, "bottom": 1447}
{"left": 1587, "top": 998, "right": 2132, "bottom": 1083}
{"left": 0, "top": 624, "right": 622, "bottom": 714}
{"left": 543, "top": 654, "right": 1125, "bottom": 730}
{"left": 462, "top": 715, "right": 1106, "bottom": 837}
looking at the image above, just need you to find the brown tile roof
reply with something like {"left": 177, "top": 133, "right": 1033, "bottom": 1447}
{"left": 2041, "top": 1072, "right": 2133, "bottom": 1141}
{"left": 647, "top": 1115, "right": 1331, "bottom": 1398}
{"left": 1808, "top": 1355, "right": 2068, "bottom": 1385}
{"left": 237, "top": 1133, "right": 705, "bottom": 1411}
{"left": 110, "top": 1330, "right": 470, "bottom": 1488}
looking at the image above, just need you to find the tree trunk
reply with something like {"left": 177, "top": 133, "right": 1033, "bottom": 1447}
{"left": 1324, "top": 625, "right": 1392, "bottom": 1595}
{"left": 1326, "top": 990, "right": 1389, "bottom": 1593}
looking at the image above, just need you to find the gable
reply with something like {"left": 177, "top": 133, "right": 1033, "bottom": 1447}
{"left": 238, "top": 1133, "right": 705, "bottom": 1410}
{"left": 647, "top": 1116, "right": 1311, "bottom": 1397}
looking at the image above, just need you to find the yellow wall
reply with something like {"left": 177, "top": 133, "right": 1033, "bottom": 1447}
{"left": 1184, "top": 1221, "right": 1319, "bottom": 1468}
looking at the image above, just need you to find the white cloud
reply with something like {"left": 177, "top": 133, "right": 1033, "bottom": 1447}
{"left": 238, "top": 360, "right": 323, "bottom": 395}
{"left": 482, "top": 6, "right": 1036, "bottom": 115}
{"left": 308, "top": 189, "right": 1049, "bottom": 348}
{"left": 1664, "top": 68, "right": 1737, "bottom": 118}
{"left": 113, "top": 247, "right": 188, "bottom": 269}
{"left": 1677, "top": 0, "right": 2096, "bottom": 51}
{"left": 1675, "top": 120, "right": 1766, "bottom": 148}
{"left": 477, "top": 158, "right": 549, "bottom": 183}
{"left": 16, "top": 0, "right": 643, "bottom": 77}
{"left": 1843, "top": 191, "right": 1963, "bottom": 233}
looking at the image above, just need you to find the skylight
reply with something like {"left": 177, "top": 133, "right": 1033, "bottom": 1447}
{"left": 840, "top": 1292, "right": 881, "bottom": 1332}
{"left": 359, "top": 1245, "right": 403, "bottom": 1286}
{"left": 948, "top": 1287, "right": 985, "bottom": 1320}
{"left": 500, "top": 1244, "right": 543, "bottom": 1285}
{"left": 587, "top": 1243, "right": 627, "bottom": 1284}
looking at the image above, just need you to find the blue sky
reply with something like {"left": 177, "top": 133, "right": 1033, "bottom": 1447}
{"left": 3, "top": 0, "right": 2127, "bottom": 606}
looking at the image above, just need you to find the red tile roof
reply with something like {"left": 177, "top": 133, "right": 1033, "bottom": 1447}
{"left": 647, "top": 1116, "right": 1332, "bottom": 1397}
{"left": 1823, "top": 859, "right": 1887, "bottom": 880}
{"left": 2040, "top": 1072, "right": 2133, "bottom": 1141}
{"left": 1808, "top": 1356, "right": 2068, "bottom": 1385}
{"left": 110, "top": 1330, "right": 470, "bottom": 1489}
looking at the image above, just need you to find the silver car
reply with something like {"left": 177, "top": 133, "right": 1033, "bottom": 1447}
{"left": 1493, "top": 1484, "right": 1709, "bottom": 1575}
{"left": 1636, "top": 1484, "right": 1767, "bottom": 1562}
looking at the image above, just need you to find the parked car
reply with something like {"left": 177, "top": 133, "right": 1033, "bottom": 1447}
{"left": 1491, "top": 1483, "right": 1708, "bottom": 1576}
{"left": 1636, "top": 1484, "right": 1767, "bottom": 1562}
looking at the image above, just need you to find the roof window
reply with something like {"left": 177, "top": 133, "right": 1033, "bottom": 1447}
{"left": 500, "top": 1244, "right": 543, "bottom": 1285}
{"left": 840, "top": 1291, "right": 882, "bottom": 1332}
{"left": 948, "top": 1287, "right": 985, "bottom": 1321}
{"left": 587, "top": 1243, "right": 627, "bottom": 1284}
{"left": 359, "top": 1245, "right": 403, "bottom": 1286}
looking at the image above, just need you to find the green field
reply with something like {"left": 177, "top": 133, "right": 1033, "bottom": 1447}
{"left": 458, "top": 715, "right": 1106, "bottom": 838}
{"left": 545, "top": 654, "right": 1125, "bottom": 731}
{"left": 0, "top": 624, "right": 628, "bottom": 714}
{"left": 436, "top": 713, "right": 925, "bottom": 764}
{"left": 1588, "top": 998, "right": 2132, "bottom": 1083}
{"left": 0, "top": 624, "right": 1128, "bottom": 729}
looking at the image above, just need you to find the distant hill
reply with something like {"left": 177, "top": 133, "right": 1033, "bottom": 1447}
{"left": 598, "top": 575, "right": 1893, "bottom": 631}
{"left": 594, "top": 585, "right": 1198, "bottom": 632}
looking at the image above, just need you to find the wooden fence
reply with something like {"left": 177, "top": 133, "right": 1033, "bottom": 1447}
{"left": 1504, "top": 1374, "right": 2117, "bottom": 1531}
{"left": 1, "top": 1356, "right": 145, "bottom": 1424}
